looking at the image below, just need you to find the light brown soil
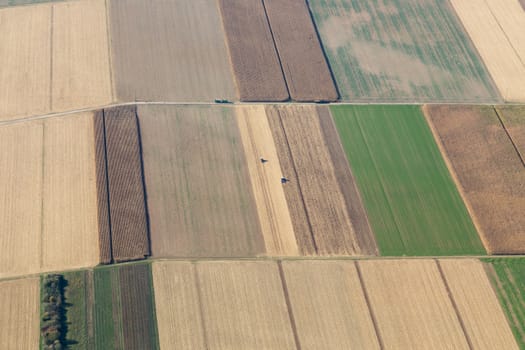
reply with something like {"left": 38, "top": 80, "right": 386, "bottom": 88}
{"left": 42, "top": 112, "right": 100, "bottom": 271}
{"left": 267, "top": 105, "right": 364, "bottom": 255}
{"left": 0, "top": 278, "right": 40, "bottom": 349}
{"left": 109, "top": 0, "right": 236, "bottom": 102}
{"left": 439, "top": 259, "right": 518, "bottom": 349}
{"left": 138, "top": 105, "right": 264, "bottom": 258}
{"left": 93, "top": 110, "right": 111, "bottom": 264}
{"left": 152, "top": 261, "right": 206, "bottom": 349}
{"left": 0, "top": 4, "right": 51, "bottom": 121}
{"left": 196, "top": 261, "right": 296, "bottom": 349}
{"left": 497, "top": 105, "right": 525, "bottom": 160}
{"left": 235, "top": 105, "right": 298, "bottom": 256}
{"left": 426, "top": 105, "right": 525, "bottom": 254}
{"left": 358, "top": 259, "right": 470, "bottom": 349}
{"left": 263, "top": 0, "right": 337, "bottom": 101}
{"left": 218, "top": 0, "right": 289, "bottom": 101}
{"left": 104, "top": 105, "right": 149, "bottom": 262}
{"left": 451, "top": 0, "right": 525, "bottom": 101}
{"left": 282, "top": 260, "right": 380, "bottom": 349}
{"left": 52, "top": 0, "right": 113, "bottom": 111}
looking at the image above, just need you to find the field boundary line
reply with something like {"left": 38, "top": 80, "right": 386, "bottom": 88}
{"left": 354, "top": 261, "right": 384, "bottom": 349}
{"left": 276, "top": 109, "right": 318, "bottom": 253}
{"left": 49, "top": 4, "right": 54, "bottom": 111}
{"left": 277, "top": 261, "right": 302, "bottom": 350}
{"left": 422, "top": 106, "right": 490, "bottom": 253}
{"left": 494, "top": 107, "right": 525, "bottom": 168}
{"left": 104, "top": 0, "right": 115, "bottom": 103}
{"left": 192, "top": 263, "right": 210, "bottom": 350}
{"left": 435, "top": 260, "right": 474, "bottom": 349}
{"left": 39, "top": 122, "right": 46, "bottom": 269}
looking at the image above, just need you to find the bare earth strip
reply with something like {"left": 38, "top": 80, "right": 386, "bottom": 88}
{"left": 235, "top": 105, "right": 298, "bottom": 256}
{"left": 450, "top": 0, "right": 525, "bottom": 101}
{"left": 276, "top": 105, "right": 362, "bottom": 255}
{"left": 263, "top": 0, "right": 337, "bottom": 101}
{"left": 358, "top": 260, "right": 470, "bottom": 349}
{"left": 109, "top": 0, "right": 235, "bottom": 102}
{"left": 217, "top": 0, "right": 289, "bottom": 101}
{"left": 152, "top": 261, "right": 206, "bottom": 350}
{"left": 0, "top": 278, "right": 40, "bottom": 349}
{"left": 282, "top": 260, "right": 380, "bottom": 349}
{"left": 426, "top": 105, "right": 525, "bottom": 253}
{"left": 439, "top": 259, "right": 518, "bottom": 349}
{"left": 0, "top": 4, "right": 51, "bottom": 121}
{"left": 497, "top": 105, "right": 525, "bottom": 160}
{"left": 196, "top": 261, "right": 296, "bottom": 349}
{"left": 42, "top": 112, "right": 100, "bottom": 272}
{"left": 138, "top": 105, "right": 264, "bottom": 258}
{"left": 0, "top": 122, "right": 42, "bottom": 278}
{"left": 52, "top": 0, "right": 112, "bottom": 111}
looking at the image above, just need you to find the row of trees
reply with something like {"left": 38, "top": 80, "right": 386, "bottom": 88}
{"left": 41, "top": 274, "right": 66, "bottom": 350}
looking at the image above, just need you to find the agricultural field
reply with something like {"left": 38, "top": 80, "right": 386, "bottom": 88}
{"left": 332, "top": 105, "right": 484, "bottom": 256}
{"left": 109, "top": 0, "right": 236, "bottom": 102}
{"left": 308, "top": 0, "right": 499, "bottom": 102}
{"left": 450, "top": 0, "right": 525, "bottom": 101}
{"left": 0, "top": 112, "right": 101, "bottom": 278}
{"left": 439, "top": 259, "right": 518, "bottom": 349}
{"left": 485, "top": 258, "right": 525, "bottom": 349}
{"left": 138, "top": 105, "right": 265, "bottom": 258}
{"left": 267, "top": 105, "right": 377, "bottom": 255}
{"left": 497, "top": 105, "right": 525, "bottom": 158}
{"left": 425, "top": 105, "right": 525, "bottom": 254}
{"left": 218, "top": 0, "right": 288, "bottom": 101}
{"left": 0, "top": 278, "right": 40, "bottom": 349}
{"left": 263, "top": 0, "right": 337, "bottom": 101}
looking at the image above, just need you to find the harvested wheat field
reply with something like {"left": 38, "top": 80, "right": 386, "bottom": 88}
{"left": 0, "top": 4, "right": 51, "bottom": 121}
{"left": 267, "top": 105, "right": 378, "bottom": 256}
{"left": 51, "top": 0, "right": 113, "bottom": 111}
{"left": 235, "top": 105, "right": 298, "bottom": 256}
{"left": 152, "top": 261, "right": 206, "bottom": 349}
{"left": 218, "top": 0, "right": 288, "bottom": 101}
{"left": 282, "top": 260, "right": 380, "bottom": 349}
{"left": 497, "top": 105, "right": 525, "bottom": 159}
{"left": 109, "top": 0, "right": 235, "bottom": 102}
{"left": 138, "top": 105, "right": 264, "bottom": 258}
{"left": 263, "top": 0, "right": 337, "bottom": 101}
{"left": 439, "top": 259, "right": 518, "bottom": 349}
{"left": 104, "top": 105, "right": 149, "bottom": 262}
{"left": 358, "top": 259, "right": 470, "bottom": 349}
{"left": 0, "top": 278, "right": 40, "bottom": 349}
{"left": 450, "top": 0, "right": 525, "bottom": 101}
{"left": 425, "top": 105, "right": 525, "bottom": 253}
{"left": 308, "top": 0, "right": 499, "bottom": 102}
{"left": 196, "top": 261, "right": 296, "bottom": 349}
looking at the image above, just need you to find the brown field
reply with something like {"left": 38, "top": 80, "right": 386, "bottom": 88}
{"left": 497, "top": 105, "right": 525, "bottom": 159}
{"left": 282, "top": 260, "right": 380, "bottom": 349}
{"left": 93, "top": 110, "right": 111, "bottom": 264}
{"left": 426, "top": 105, "right": 525, "bottom": 253}
{"left": 266, "top": 105, "right": 373, "bottom": 255}
{"left": 109, "top": 0, "right": 235, "bottom": 102}
{"left": 52, "top": 0, "right": 113, "bottom": 111}
{"left": 152, "top": 261, "right": 206, "bottom": 349}
{"left": 218, "top": 0, "right": 289, "bottom": 101}
{"left": 358, "top": 259, "right": 470, "bottom": 349}
{"left": 439, "top": 259, "right": 518, "bottom": 349}
{"left": 138, "top": 105, "right": 264, "bottom": 258}
{"left": 42, "top": 112, "right": 100, "bottom": 272}
{"left": 196, "top": 261, "right": 296, "bottom": 349}
{"left": 0, "top": 278, "right": 40, "bottom": 349}
{"left": 263, "top": 0, "right": 337, "bottom": 101}
{"left": 0, "top": 4, "right": 51, "bottom": 121}
{"left": 104, "top": 106, "right": 149, "bottom": 262}
{"left": 235, "top": 105, "right": 298, "bottom": 256}
{"left": 451, "top": 0, "right": 525, "bottom": 101}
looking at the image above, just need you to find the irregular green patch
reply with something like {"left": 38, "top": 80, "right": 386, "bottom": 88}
{"left": 331, "top": 105, "right": 485, "bottom": 255}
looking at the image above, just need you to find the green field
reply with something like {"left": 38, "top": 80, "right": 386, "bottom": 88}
{"left": 484, "top": 258, "right": 525, "bottom": 349}
{"left": 63, "top": 271, "right": 94, "bottom": 349}
{"left": 331, "top": 105, "right": 485, "bottom": 255}
{"left": 308, "top": 0, "right": 499, "bottom": 102}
